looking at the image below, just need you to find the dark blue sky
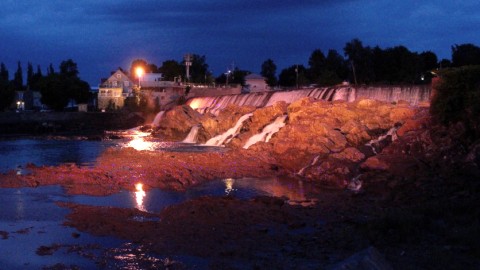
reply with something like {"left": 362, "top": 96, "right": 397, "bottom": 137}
{"left": 1, "top": 0, "right": 479, "bottom": 86}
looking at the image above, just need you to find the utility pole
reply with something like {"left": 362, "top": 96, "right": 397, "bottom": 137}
{"left": 295, "top": 65, "right": 299, "bottom": 89}
{"left": 351, "top": 61, "right": 358, "bottom": 85}
{"left": 184, "top": 53, "right": 192, "bottom": 82}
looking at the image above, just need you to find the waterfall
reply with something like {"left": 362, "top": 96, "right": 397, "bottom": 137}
{"left": 182, "top": 125, "right": 200, "bottom": 143}
{"left": 353, "top": 86, "right": 431, "bottom": 105}
{"left": 152, "top": 111, "right": 165, "bottom": 126}
{"left": 297, "top": 155, "right": 321, "bottom": 176}
{"left": 365, "top": 126, "right": 399, "bottom": 154}
{"left": 187, "top": 86, "right": 431, "bottom": 115}
{"left": 205, "top": 113, "right": 253, "bottom": 146}
{"left": 243, "top": 115, "right": 288, "bottom": 149}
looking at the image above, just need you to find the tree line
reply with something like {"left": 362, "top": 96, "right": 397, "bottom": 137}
{"left": 0, "top": 59, "right": 91, "bottom": 111}
{"left": 2, "top": 39, "right": 480, "bottom": 112}
{"left": 126, "top": 39, "right": 480, "bottom": 90}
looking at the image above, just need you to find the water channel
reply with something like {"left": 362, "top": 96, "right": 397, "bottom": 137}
{"left": 0, "top": 137, "right": 315, "bottom": 268}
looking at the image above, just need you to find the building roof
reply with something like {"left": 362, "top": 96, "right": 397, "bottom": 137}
{"left": 245, "top": 73, "right": 266, "bottom": 80}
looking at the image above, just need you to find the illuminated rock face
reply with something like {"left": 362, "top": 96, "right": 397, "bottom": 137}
{"left": 147, "top": 97, "right": 419, "bottom": 188}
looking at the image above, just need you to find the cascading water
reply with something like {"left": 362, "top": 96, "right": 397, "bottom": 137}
{"left": 365, "top": 126, "right": 399, "bottom": 154}
{"left": 243, "top": 115, "right": 288, "bottom": 149}
{"left": 205, "top": 113, "right": 253, "bottom": 146}
{"left": 182, "top": 125, "right": 200, "bottom": 143}
{"left": 187, "top": 86, "right": 431, "bottom": 114}
{"left": 297, "top": 155, "right": 321, "bottom": 176}
{"left": 152, "top": 111, "right": 165, "bottom": 126}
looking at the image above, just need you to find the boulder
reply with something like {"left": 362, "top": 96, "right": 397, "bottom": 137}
{"left": 389, "top": 107, "right": 415, "bottom": 123}
{"left": 360, "top": 156, "right": 389, "bottom": 171}
{"left": 153, "top": 105, "right": 204, "bottom": 140}
{"left": 331, "top": 147, "right": 366, "bottom": 162}
{"left": 341, "top": 120, "right": 372, "bottom": 146}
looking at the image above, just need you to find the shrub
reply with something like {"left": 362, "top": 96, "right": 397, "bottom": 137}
{"left": 430, "top": 65, "right": 480, "bottom": 143}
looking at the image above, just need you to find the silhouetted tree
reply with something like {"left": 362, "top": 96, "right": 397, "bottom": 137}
{"left": 148, "top": 63, "right": 159, "bottom": 73}
{"left": 307, "top": 49, "right": 326, "bottom": 84}
{"left": 451, "top": 44, "right": 480, "bottom": 67}
{"left": 39, "top": 74, "right": 69, "bottom": 110}
{"left": 260, "top": 59, "right": 277, "bottom": 87}
{"left": 13, "top": 61, "right": 23, "bottom": 90}
{"left": 418, "top": 51, "right": 438, "bottom": 83}
{"left": 320, "top": 49, "right": 348, "bottom": 85}
{"left": 47, "top": 63, "right": 55, "bottom": 75}
{"left": 29, "top": 65, "right": 44, "bottom": 90}
{"left": 279, "top": 65, "right": 308, "bottom": 87}
{"left": 439, "top": 59, "right": 452, "bottom": 69}
{"left": 39, "top": 59, "right": 91, "bottom": 110}
{"left": 185, "top": 54, "right": 210, "bottom": 83}
{"left": 59, "top": 59, "right": 79, "bottom": 78}
{"left": 160, "top": 60, "right": 183, "bottom": 81}
{"left": 27, "top": 62, "right": 34, "bottom": 87}
{"left": 430, "top": 65, "right": 480, "bottom": 142}
{"left": 231, "top": 68, "right": 248, "bottom": 86}
{"left": 0, "top": 63, "right": 14, "bottom": 111}
{"left": 344, "top": 38, "right": 374, "bottom": 84}
{"left": 0, "top": 63, "right": 8, "bottom": 82}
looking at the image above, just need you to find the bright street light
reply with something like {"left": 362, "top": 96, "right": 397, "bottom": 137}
{"left": 135, "top": 66, "right": 145, "bottom": 88}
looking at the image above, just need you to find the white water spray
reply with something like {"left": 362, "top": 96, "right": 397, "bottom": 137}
{"left": 152, "top": 111, "right": 165, "bottom": 126}
{"left": 243, "top": 115, "right": 287, "bottom": 149}
{"left": 205, "top": 113, "right": 253, "bottom": 146}
{"left": 365, "top": 126, "right": 399, "bottom": 154}
{"left": 297, "top": 155, "right": 321, "bottom": 176}
{"left": 182, "top": 125, "right": 200, "bottom": 143}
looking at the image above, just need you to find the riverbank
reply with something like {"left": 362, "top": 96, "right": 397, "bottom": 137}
{"left": 0, "top": 111, "right": 144, "bottom": 137}
{"left": 0, "top": 98, "right": 479, "bottom": 268}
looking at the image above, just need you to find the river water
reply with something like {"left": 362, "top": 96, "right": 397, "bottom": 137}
{"left": 0, "top": 137, "right": 315, "bottom": 268}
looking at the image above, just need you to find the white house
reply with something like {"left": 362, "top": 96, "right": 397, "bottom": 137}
{"left": 98, "top": 69, "right": 134, "bottom": 110}
{"left": 245, "top": 73, "right": 269, "bottom": 92}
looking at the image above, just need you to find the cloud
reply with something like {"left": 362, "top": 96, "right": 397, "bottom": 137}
{"left": 0, "top": 0, "right": 479, "bottom": 85}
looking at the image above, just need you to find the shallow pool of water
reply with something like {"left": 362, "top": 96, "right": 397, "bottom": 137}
{"left": 0, "top": 138, "right": 225, "bottom": 173}
{"left": 0, "top": 177, "right": 315, "bottom": 268}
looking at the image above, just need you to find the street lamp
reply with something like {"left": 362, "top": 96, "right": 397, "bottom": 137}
{"left": 135, "top": 66, "right": 145, "bottom": 89}
{"left": 226, "top": 70, "right": 231, "bottom": 87}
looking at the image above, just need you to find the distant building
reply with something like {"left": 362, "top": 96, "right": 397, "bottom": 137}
{"left": 98, "top": 69, "right": 134, "bottom": 110}
{"left": 98, "top": 68, "right": 187, "bottom": 111}
{"left": 245, "top": 74, "right": 269, "bottom": 92}
{"left": 14, "top": 89, "right": 43, "bottom": 111}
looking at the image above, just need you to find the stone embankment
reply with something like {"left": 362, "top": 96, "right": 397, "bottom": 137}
{"left": 0, "top": 111, "right": 143, "bottom": 136}
{"left": 151, "top": 97, "right": 423, "bottom": 188}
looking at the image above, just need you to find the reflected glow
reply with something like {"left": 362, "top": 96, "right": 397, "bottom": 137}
{"left": 188, "top": 99, "right": 201, "bottom": 110}
{"left": 223, "top": 178, "right": 236, "bottom": 195}
{"left": 124, "top": 131, "right": 157, "bottom": 151}
{"left": 135, "top": 183, "right": 146, "bottom": 211}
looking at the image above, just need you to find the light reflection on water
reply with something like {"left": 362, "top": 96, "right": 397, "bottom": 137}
{"left": 0, "top": 135, "right": 225, "bottom": 173}
{"left": 134, "top": 183, "right": 146, "bottom": 212}
{"left": 63, "top": 177, "right": 316, "bottom": 214}
{"left": 0, "top": 177, "right": 315, "bottom": 268}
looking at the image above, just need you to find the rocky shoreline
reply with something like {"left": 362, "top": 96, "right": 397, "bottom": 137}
{"left": 1, "top": 98, "right": 479, "bottom": 269}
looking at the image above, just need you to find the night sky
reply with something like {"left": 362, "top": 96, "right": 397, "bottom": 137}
{"left": 1, "top": 0, "right": 479, "bottom": 86}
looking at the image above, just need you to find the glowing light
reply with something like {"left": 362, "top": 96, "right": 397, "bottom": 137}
{"left": 223, "top": 178, "right": 235, "bottom": 195}
{"left": 188, "top": 99, "right": 202, "bottom": 110}
{"left": 135, "top": 183, "right": 146, "bottom": 211}
{"left": 127, "top": 137, "right": 155, "bottom": 151}
{"left": 135, "top": 66, "right": 145, "bottom": 78}
{"left": 124, "top": 130, "right": 156, "bottom": 151}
